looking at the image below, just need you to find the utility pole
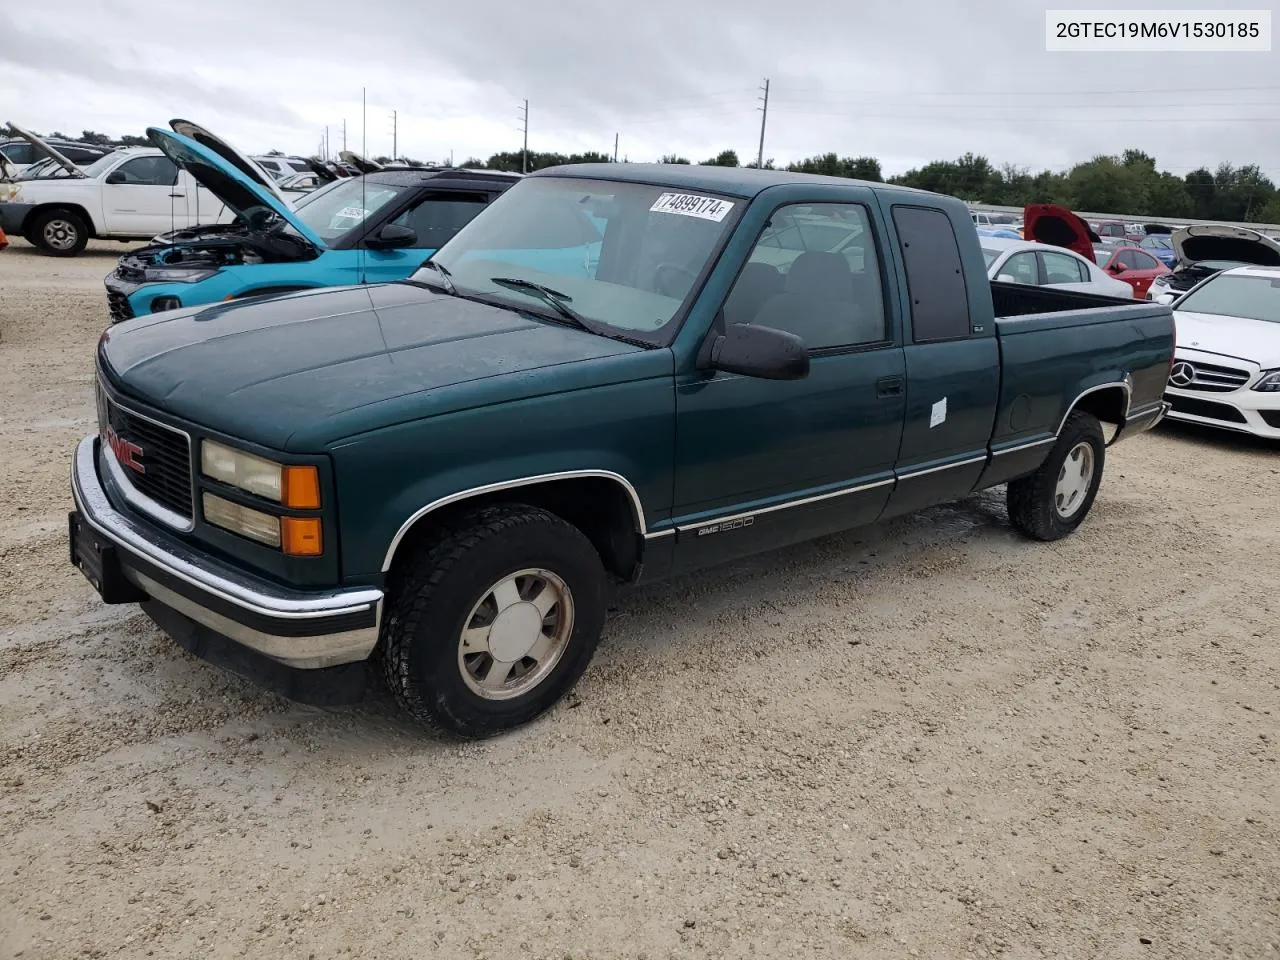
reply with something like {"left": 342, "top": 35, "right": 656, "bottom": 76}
{"left": 613, "top": 132, "right": 619, "bottom": 162}
{"left": 390, "top": 110, "right": 397, "bottom": 160}
{"left": 342, "top": 119, "right": 347, "bottom": 152}
{"left": 362, "top": 87, "right": 367, "bottom": 157}
{"left": 756, "top": 78, "right": 770, "bottom": 170}
{"left": 518, "top": 99, "right": 529, "bottom": 173}
{"left": 324, "top": 125, "right": 329, "bottom": 160}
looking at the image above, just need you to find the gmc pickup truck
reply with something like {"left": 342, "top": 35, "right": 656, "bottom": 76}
{"left": 68, "top": 165, "right": 1174, "bottom": 738}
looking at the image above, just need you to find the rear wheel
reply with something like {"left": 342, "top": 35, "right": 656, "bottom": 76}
{"left": 380, "top": 504, "right": 607, "bottom": 738}
{"left": 1007, "top": 411, "right": 1106, "bottom": 542}
{"left": 31, "top": 208, "right": 89, "bottom": 256}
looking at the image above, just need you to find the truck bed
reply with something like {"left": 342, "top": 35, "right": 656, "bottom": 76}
{"left": 990, "top": 280, "right": 1136, "bottom": 318}
{"left": 985, "top": 280, "right": 1175, "bottom": 468}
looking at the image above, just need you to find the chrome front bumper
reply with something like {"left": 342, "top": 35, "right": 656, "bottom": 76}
{"left": 70, "top": 435, "right": 383, "bottom": 669}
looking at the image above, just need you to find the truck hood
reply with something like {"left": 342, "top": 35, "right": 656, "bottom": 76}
{"left": 146, "top": 126, "right": 325, "bottom": 249}
{"left": 1173, "top": 309, "right": 1280, "bottom": 368}
{"left": 97, "top": 281, "right": 654, "bottom": 450}
{"left": 1023, "top": 204, "right": 1101, "bottom": 262}
{"left": 4, "top": 121, "right": 84, "bottom": 178}
{"left": 1170, "top": 225, "right": 1280, "bottom": 268}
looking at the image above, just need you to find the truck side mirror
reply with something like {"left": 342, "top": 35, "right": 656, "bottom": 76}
{"left": 996, "top": 273, "right": 1018, "bottom": 284}
{"left": 707, "top": 323, "right": 809, "bottom": 380}
{"left": 104, "top": 171, "right": 127, "bottom": 185}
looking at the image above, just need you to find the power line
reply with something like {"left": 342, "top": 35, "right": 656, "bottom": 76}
{"left": 775, "top": 83, "right": 1280, "bottom": 98}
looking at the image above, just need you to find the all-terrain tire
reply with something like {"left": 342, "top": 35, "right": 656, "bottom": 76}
{"left": 1007, "top": 411, "right": 1106, "bottom": 542}
{"left": 30, "top": 208, "right": 89, "bottom": 256}
{"left": 380, "top": 504, "right": 607, "bottom": 738}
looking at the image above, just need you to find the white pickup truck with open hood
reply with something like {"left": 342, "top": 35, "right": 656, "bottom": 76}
{"left": 0, "top": 122, "right": 286, "bottom": 256}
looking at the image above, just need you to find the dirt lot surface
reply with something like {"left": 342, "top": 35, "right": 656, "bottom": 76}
{"left": 1, "top": 237, "right": 1277, "bottom": 960}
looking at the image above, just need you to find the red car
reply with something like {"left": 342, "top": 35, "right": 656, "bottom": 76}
{"left": 1100, "top": 245, "right": 1170, "bottom": 298}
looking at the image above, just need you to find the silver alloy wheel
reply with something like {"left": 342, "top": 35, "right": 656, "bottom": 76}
{"left": 1054, "top": 441, "right": 1095, "bottom": 519}
{"left": 42, "top": 218, "right": 78, "bottom": 251}
{"left": 457, "top": 568, "right": 574, "bottom": 701}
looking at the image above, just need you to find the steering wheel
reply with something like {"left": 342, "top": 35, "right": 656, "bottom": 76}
{"left": 653, "top": 262, "right": 699, "bottom": 298}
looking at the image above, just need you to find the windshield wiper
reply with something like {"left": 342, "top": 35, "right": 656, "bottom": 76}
{"left": 488, "top": 276, "right": 603, "bottom": 331}
{"left": 417, "top": 259, "right": 457, "bottom": 295}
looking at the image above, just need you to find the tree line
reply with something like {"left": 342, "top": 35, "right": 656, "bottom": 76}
{"left": 50, "top": 130, "right": 1280, "bottom": 224}
{"left": 472, "top": 147, "right": 1280, "bottom": 224}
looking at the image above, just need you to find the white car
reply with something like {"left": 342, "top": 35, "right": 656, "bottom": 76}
{"left": 981, "top": 236, "right": 1134, "bottom": 298}
{"left": 1163, "top": 264, "right": 1280, "bottom": 438}
{"left": 0, "top": 125, "right": 235, "bottom": 255}
{"left": 0, "top": 122, "right": 290, "bottom": 256}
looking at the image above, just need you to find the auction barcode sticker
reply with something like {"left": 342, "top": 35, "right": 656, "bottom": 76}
{"left": 1046, "top": 9, "right": 1271, "bottom": 51}
{"left": 650, "top": 193, "right": 735, "bottom": 222}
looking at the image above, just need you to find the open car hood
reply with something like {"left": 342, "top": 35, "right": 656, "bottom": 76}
{"left": 4, "top": 121, "right": 85, "bottom": 178}
{"left": 147, "top": 126, "right": 326, "bottom": 249}
{"left": 1023, "top": 204, "right": 1100, "bottom": 263}
{"left": 168, "top": 119, "right": 293, "bottom": 207}
{"left": 1170, "top": 224, "right": 1280, "bottom": 268}
{"left": 305, "top": 159, "right": 339, "bottom": 182}
{"left": 339, "top": 150, "right": 383, "bottom": 174}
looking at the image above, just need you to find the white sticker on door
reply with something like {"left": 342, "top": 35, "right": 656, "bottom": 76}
{"left": 929, "top": 397, "right": 948, "bottom": 429}
{"left": 649, "top": 193, "right": 735, "bottom": 222}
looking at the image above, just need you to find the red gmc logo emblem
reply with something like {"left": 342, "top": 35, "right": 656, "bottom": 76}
{"left": 103, "top": 424, "right": 145, "bottom": 474}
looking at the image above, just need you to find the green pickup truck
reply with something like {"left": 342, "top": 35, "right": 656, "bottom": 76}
{"left": 69, "top": 165, "right": 1174, "bottom": 737}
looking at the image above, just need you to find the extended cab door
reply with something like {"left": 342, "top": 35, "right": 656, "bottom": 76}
{"left": 670, "top": 191, "right": 907, "bottom": 572}
{"left": 100, "top": 154, "right": 187, "bottom": 236}
{"left": 877, "top": 203, "right": 1000, "bottom": 519}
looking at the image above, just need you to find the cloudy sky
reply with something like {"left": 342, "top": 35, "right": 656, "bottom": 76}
{"left": 3, "top": 0, "right": 1278, "bottom": 178}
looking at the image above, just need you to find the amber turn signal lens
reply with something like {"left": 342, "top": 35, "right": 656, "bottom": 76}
{"left": 281, "top": 517, "right": 323, "bottom": 556}
{"left": 282, "top": 465, "right": 321, "bottom": 509}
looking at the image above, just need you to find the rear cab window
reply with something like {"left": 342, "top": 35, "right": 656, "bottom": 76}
{"left": 891, "top": 205, "right": 972, "bottom": 342}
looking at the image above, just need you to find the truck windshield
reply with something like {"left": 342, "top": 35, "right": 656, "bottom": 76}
{"left": 417, "top": 176, "right": 741, "bottom": 342}
{"left": 1176, "top": 273, "right": 1280, "bottom": 324}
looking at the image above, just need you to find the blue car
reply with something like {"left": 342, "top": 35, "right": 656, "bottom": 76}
{"left": 104, "top": 122, "right": 520, "bottom": 322}
{"left": 1138, "top": 234, "right": 1177, "bottom": 268}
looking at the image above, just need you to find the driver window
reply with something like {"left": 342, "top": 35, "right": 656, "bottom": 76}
{"left": 721, "top": 202, "right": 887, "bottom": 350}
{"left": 113, "top": 156, "right": 178, "bottom": 186}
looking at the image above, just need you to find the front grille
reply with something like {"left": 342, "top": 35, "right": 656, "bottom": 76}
{"left": 98, "top": 384, "right": 193, "bottom": 521}
{"left": 1171, "top": 359, "right": 1251, "bottom": 393}
{"left": 1165, "top": 394, "right": 1248, "bottom": 424}
{"left": 106, "top": 288, "right": 134, "bottom": 323}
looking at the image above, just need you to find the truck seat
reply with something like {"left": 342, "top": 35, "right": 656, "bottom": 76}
{"left": 722, "top": 262, "right": 785, "bottom": 326}
{"left": 752, "top": 251, "right": 884, "bottom": 347}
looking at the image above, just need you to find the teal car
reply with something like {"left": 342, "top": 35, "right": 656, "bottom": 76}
{"left": 104, "top": 123, "right": 519, "bottom": 322}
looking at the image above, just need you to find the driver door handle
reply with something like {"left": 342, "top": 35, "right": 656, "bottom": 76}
{"left": 876, "top": 375, "right": 904, "bottom": 398}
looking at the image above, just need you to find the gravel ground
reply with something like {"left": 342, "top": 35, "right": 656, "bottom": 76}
{"left": 1, "top": 237, "right": 1277, "bottom": 960}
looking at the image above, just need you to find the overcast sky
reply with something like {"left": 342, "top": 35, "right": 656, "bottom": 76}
{"left": 3, "top": 0, "right": 1278, "bottom": 178}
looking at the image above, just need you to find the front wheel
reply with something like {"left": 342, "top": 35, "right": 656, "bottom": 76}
{"left": 1007, "top": 411, "right": 1106, "bottom": 542}
{"left": 380, "top": 504, "right": 607, "bottom": 738}
{"left": 31, "top": 208, "right": 89, "bottom": 256}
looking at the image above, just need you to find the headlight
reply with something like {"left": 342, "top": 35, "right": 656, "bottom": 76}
{"left": 1252, "top": 370, "right": 1280, "bottom": 393}
{"left": 143, "top": 268, "right": 219, "bottom": 283}
{"left": 200, "top": 440, "right": 320, "bottom": 507}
